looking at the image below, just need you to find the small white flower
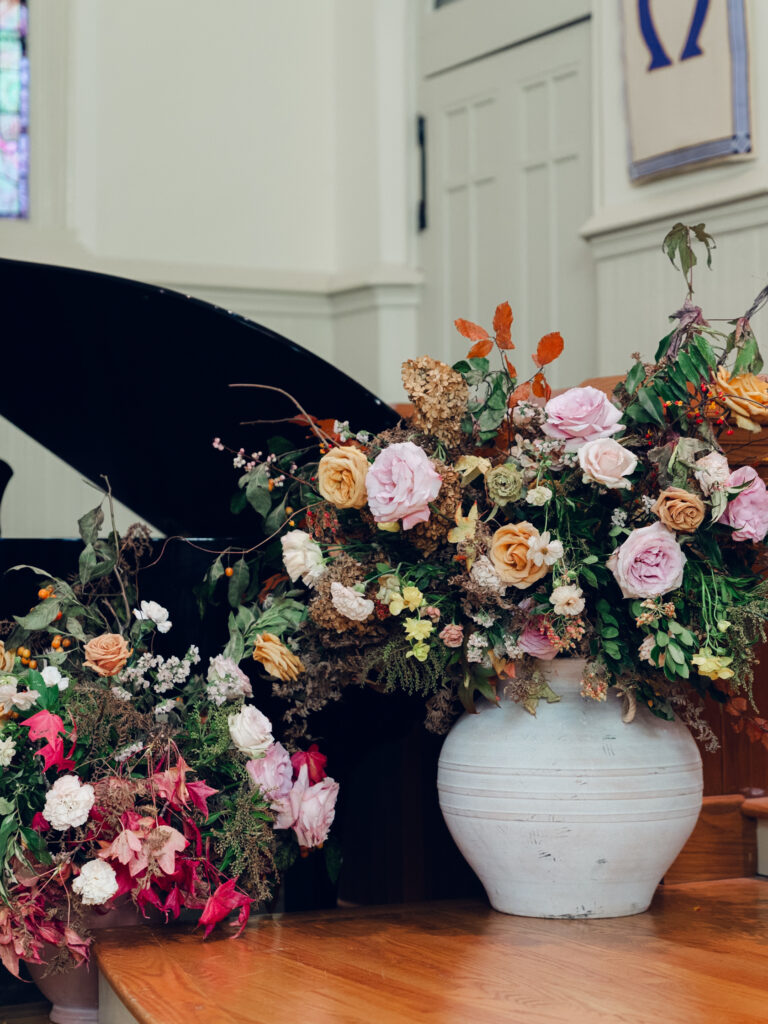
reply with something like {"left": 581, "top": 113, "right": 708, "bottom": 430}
{"left": 72, "top": 860, "right": 118, "bottom": 906}
{"left": 0, "top": 736, "right": 16, "bottom": 768}
{"left": 42, "top": 665, "right": 69, "bottom": 691}
{"left": 206, "top": 655, "right": 252, "bottom": 706}
{"left": 111, "top": 686, "right": 133, "bottom": 702}
{"left": 638, "top": 635, "right": 656, "bottom": 663}
{"left": 330, "top": 582, "right": 374, "bottom": 622}
{"left": 115, "top": 740, "right": 144, "bottom": 763}
{"left": 228, "top": 704, "right": 274, "bottom": 758}
{"left": 527, "top": 531, "right": 564, "bottom": 567}
{"left": 133, "top": 600, "right": 172, "bottom": 633}
{"left": 43, "top": 775, "right": 95, "bottom": 830}
{"left": 154, "top": 698, "right": 177, "bottom": 719}
{"left": 549, "top": 584, "right": 585, "bottom": 617}
{"left": 526, "top": 485, "right": 553, "bottom": 506}
{"left": 611, "top": 508, "right": 628, "bottom": 529}
{"left": 280, "top": 530, "right": 325, "bottom": 588}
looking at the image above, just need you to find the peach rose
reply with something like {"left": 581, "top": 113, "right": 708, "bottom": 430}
{"left": 253, "top": 632, "right": 305, "bottom": 682}
{"left": 83, "top": 634, "right": 132, "bottom": 677}
{"left": 317, "top": 446, "right": 369, "bottom": 509}
{"left": 489, "top": 522, "right": 550, "bottom": 589}
{"left": 715, "top": 366, "right": 768, "bottom": 431}
{"left": 652, "top": 487, "right": 705, "bottom": 534}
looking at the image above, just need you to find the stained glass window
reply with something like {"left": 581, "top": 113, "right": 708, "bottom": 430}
{"left": 0, "top": 0, "right": 28, "bottom": 218}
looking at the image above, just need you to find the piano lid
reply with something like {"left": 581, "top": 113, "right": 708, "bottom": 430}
{"left": 0, "top": 259, "right": 398, "bottom": 537}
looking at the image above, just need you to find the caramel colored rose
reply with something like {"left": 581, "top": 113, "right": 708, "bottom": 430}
{"left": 652, "top": 487, "right": 705, "bottom": 534}
{"left": 317, "top": 446, "right": 369, "bottom": 509}
{"left": 0, "top": 641, "right": 15, "bottom": 673}
{"left": 253, "top": 632, "right": 305, "bottom": 682}
{"left": 715, "top": 366, "right": 768, "bottom": 431}
{"left": 83, "top": 634, "right": 132, "bottom": 677}
{"left": 489, "top": 522, "right": 550, "bottom": 589}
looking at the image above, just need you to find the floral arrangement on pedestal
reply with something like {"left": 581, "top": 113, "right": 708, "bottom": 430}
{"left": 0, "top": 505, "right": 337, "bottom": 978}
{"left": 210, "top": 224, "right": 768, "bottom": 751}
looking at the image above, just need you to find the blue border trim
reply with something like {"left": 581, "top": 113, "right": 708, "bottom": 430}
{"left": 629, "top": 0, "right": 751, "bottom": 180}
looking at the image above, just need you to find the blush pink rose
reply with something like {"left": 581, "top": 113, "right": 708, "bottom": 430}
{"left": 366, "top": 442, "right": 442, "bottom": 530}
{"left": 245, "top": 742, "right": 293, "bottom": 804}
{"left": 519, "top": 618, "right": 557, "bottom": 660}
{"left": 439, "top": 623, "right": 464, "bottom": 648}
{"left": 720, "top": 466, "right": 768, "bottom": 542}
{"left": 578, "top": 438, "right": 637, "bottom": 489}
{"left": 607, "top": 521, "right": 686, "bottom": 599}
{"left": 542, "top": 387, "right": 623, "bottom": 451}
{"left": 273, "top": 765, "right": 339, "bottom": 849}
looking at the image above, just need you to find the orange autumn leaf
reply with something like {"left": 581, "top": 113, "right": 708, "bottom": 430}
{"left": 493, "top": 302, "right": 514, "bottom": 350}
{"left": 533, "top": 331, "right": 564, "bottom": 367}
{"left": 531, "top": 372, "right": 551, "bottom": 400}
{"left": 454, "top": 318, "right": 490, "bottom": 342}
{"left": 503, "top": 355, "right": 517, "bottom": 379}
{"left": 508, "top": 381, "right": 531, "bottom": 406}
{"left": 467, "top": 337, "right": 494, "bottom": 358}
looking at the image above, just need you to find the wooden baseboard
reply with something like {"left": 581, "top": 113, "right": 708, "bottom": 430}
{"left": 664, "top": 794, "right": 757, "bottom": 883}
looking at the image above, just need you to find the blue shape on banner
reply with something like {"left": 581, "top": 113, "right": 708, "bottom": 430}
{"left": 680, "top": 0, "right": 710, "bottom": 60}
{"left": 638, "top": 0, "right": 710, "bottom": 72}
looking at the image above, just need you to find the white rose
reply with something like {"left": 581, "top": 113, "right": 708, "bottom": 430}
{"left": 0, "top": 736, "right": 16, "bottom": 768}
{"left": 549, "top": 584, "right": 585, "bottom": 617}
{"left": 43, "top": 775, "right": 95, "bottom": 830}
{"left": 694, "top": 451, "right": 730, "bottom": 495}
{"left": 526, "top": 486, "right": 553, "bottom": 506}
{"left": 281, "top": 530, "right": 325, "bottom": 587}
{"left": 133, "top": 600, "right": 172, "bottom": 633}
{"left": 578, "top": 438, "right": 638, "bottom": 490}
{"left": 330, "top": 582, "right": 374, "bottom": 622}
{"left": 72, "top": 859, "right": 119, "bottom": 906}
{"left": 228, "top": 704, "right": 274, "bottom": 758}
{"left": 42, "top": 666, "right": 69, "bottom": 691}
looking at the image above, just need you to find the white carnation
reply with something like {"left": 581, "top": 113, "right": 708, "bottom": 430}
{"left": 43, "top": 775, "right": 95, "bottom": 830}
{"left": 281, "top": 531, "right": 325, "bottom": 587}
{"left": 133, "top": 600, "right": 172, "bottom": 633}
{"left": 526, "top": 486, "right": 553, "bottom": 506}
{"left": 330, "top": 582, "right": 374, "bottom": 621}
{"left": 72, "top": 859, "right": 118, "bottom": 906}
{"left": 0, "top": 736, "right": 16, "bottom": 768}
{"left": 228, "top": 704, "right": 274, "bottom": 758}
{"left": 42, "top": 665, "right": 69, "bottom": 691}
{"left": 549, "top": 584, "right": 585, "bottom": 617}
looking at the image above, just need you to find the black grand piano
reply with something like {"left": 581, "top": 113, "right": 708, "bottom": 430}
{"left": 0, "top": 260, "right": 481, "bottom": 937}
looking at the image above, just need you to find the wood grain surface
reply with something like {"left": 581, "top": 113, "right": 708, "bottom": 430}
{"left": 96, "top": 879, "right": 768, "bottom": 1024}
{"left": 665, "top": 795, "right": 757, "bottom": 882}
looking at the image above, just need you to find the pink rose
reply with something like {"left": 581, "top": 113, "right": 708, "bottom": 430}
{"left": 542, "top": 387, "right": 623, "bottom": 451}
{"left": 607, "top": 522, "right": 686, "bottom": 599}
{"left": 439, "top": 623, "right": 464, "bottom": 648}
{"left": 246, "top": 742, "right": 293, "bottom": 804}
{"left": 578, "top": 437, "right": 637, "bottom": 489}
{"left": 273, "top": 765, "right": 339, "bottom": 849}
{"left": 720, "top": 466, "right": 768, "bottom": 542}
{"left": 366, "top": 442, "right": 442, "bottom": 530}
{"left": 290, "top": 743, "right": 327, "bottom": 784}
{"left": 519, "top": 618, "right": 557, "bottom": 660}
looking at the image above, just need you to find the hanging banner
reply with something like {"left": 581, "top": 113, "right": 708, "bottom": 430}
{"left": 621, "top": 0, "right": 751, "bottom": 180}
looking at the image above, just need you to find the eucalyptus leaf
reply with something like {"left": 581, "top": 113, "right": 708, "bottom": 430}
{"left": 77, "top": 504, "right": 104, "bottom": 547}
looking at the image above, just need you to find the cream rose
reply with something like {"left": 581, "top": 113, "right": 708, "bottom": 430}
{"left": 281, "top": 530, "right": 324, "bottom": 587}
{"left": 578, "top": 438, "right": 638, "bottom": 490}
{"left": 252, "top": 632, "right": 305, "bottom": 682}
{"left": 652, "top": 487, "right": 705, "bottom": 534}
{"left": 228, "top": 704, "right": 274, "bottom": 758}
{"left": 489, "top": 522, "right": 550, "bottom": 589}
{"left": 317, "top": 446, "right": 369, "bottom": 509}
{"left": 83, "top": 634, "right": 132, "bottom": 677}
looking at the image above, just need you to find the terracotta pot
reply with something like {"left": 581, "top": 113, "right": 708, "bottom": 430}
{"left": 437, "top": 657, "right": 703, "bottom": 918}
{"left": 27, "top": 900, "right": 142, "bottom": 1024}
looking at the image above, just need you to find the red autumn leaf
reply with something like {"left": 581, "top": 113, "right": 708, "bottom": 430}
{"left": 454, "top": 318, "right": 489, "bottom": 342}
{"left": 503, "top": 356, "right": 517, "bottom": 379}
{"left": 533, "top": 331, "right": 564, "bottom": 367}
{"left": 508, "top": 382, "right": 531, "bottom": 406}
{"left": 466, "top": 337, "right": 494, "bottom": 359}
{"left": 531, "top": 372, "right": 551, "bottom": 400}
{"left": 258, "top": 572, "right": 287, "bottom": 606}
{"left": 290, "top": 744, "right": 328, "bottom": 784}
{"left": 198, "top": 878, "right": 252, "bottom": 939}
{"left": 22, "top": 709, "right": 65, "bottom": 745}
{"left": 493, "top": 302, "right": 514, "bottom": 349}
{"left": 186, "top": 779, "right": 219, "bottom": 820}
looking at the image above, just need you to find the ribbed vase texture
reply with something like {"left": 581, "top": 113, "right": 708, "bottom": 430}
{"left": 438, "top": 658, "right": 703, "bottom": 918}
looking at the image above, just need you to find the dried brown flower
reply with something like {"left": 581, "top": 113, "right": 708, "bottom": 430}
{"left": 401, "top": 356, "right": 468, "bottom": 448}
{"left": 406, "top": 463, "right": 462, "bottom": 557}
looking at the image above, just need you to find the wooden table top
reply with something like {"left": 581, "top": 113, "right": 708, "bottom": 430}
{"left": 95, "top": 878, "right": 768, "bottom": 1024}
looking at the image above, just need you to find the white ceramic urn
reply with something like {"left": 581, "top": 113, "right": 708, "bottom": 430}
{"left": 437, "top": 658, "right": 703, "bottom": 918}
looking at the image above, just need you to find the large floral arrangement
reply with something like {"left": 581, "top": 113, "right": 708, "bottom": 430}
{"left": 0, "top": 504, "right": 337, "bottom": 977}
{"left": 210, "top": 225, "right": 768, "bottom": 752}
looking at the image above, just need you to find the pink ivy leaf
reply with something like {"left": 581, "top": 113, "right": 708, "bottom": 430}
{"left": 186, "top": 780, "right": 218, "bottom": 820}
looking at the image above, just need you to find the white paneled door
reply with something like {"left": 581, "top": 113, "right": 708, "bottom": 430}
{"left": 418, "top": 17, "right": 595, "bottom": 389}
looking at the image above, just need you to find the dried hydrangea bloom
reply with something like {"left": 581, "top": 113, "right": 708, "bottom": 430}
{"left": 401, "top": 355, "right": 469, "bottom": 448}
